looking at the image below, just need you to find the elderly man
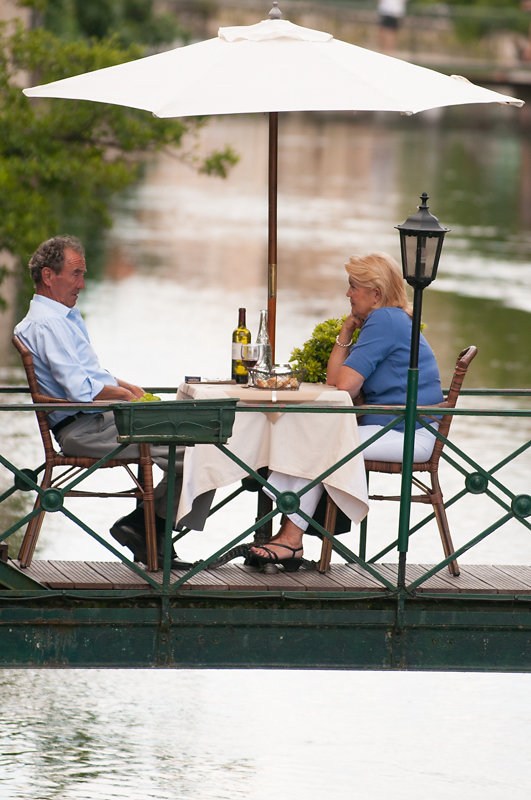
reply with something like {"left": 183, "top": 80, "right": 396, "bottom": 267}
{"left": 14, "top": 234, "right": 191, "bottom": 568}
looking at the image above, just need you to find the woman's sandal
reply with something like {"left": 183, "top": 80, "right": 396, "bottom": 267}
{"left": 248, "top": 543, "right": 303, "bottom": 572}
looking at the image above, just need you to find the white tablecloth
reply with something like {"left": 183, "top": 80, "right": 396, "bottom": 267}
{"left": 176, "top": 382, "right": 369, "bottom": 529}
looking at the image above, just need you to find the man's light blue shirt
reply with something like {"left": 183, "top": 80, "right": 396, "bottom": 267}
{"left": 14, "top": 295, "right": 118, "bottom": 427}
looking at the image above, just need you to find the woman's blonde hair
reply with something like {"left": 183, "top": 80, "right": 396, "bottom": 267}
{"left": 345, "top": 252, "right": 412, "bottom": 316}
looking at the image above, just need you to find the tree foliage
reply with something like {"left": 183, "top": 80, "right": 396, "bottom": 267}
{"left": 21, "top": 0, "right": 190, "bottom": 48}
{"left": 414, "top": 0, "right": 530, "bottom": 40}
{"left": 0, "top": 2, "right": 238, "bottom": 307}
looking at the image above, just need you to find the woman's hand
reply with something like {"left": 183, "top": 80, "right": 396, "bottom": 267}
{"left": 326, "top": 313, "right": 364, "bottom": 395}
{"left": 339, "top": 312, "right": 362, "bottom": 341}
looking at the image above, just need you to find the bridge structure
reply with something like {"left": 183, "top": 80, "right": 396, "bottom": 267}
{"left": 0, "top": 387, "right": 530, "bottom": 672}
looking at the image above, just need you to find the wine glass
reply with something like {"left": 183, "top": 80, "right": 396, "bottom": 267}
{"left": 241, "top": 343, "right": 264, "bottom": 387}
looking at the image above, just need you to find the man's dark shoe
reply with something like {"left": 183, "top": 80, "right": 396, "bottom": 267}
{"left": 157, "top": 534, "right": 194, "bottom": 569}
{"left": 155, "top": 520, "right": 193, "bottom": 568}
{"left": 111, "top": 513, "right": 193, "bottom": 568}
{"left": 110, "top": 518, "right": 148, "bottom": 563}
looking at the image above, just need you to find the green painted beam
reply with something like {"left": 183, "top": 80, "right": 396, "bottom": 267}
{"left": 0, "top": 600, "right": 529, "bottom": 671}
{"left": 0, "top": 560, "right": 46, "bottom": 590}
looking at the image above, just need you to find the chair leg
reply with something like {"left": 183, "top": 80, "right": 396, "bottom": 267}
{"left": 139, "top": 444, "right": 158, "bottom": 571}
{"left": 18, "top": 504, "right": 46, "bottom": 568}
{"left": 18, "top": 465, "right": 54, "bottom": 568}
{"left": 318, "top": 495, "right": 338, "bottom": 573}
{"left": 430, "top": 473, "right": 460, "bottom": 577}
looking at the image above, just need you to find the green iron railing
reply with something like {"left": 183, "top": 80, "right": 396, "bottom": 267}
{"left": 0, "top": 386, "right": 530, "bottom": 601}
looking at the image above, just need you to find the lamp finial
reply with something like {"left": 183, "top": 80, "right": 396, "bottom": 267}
{"left": 269, "top": 2, "right": 283, "bottom": 20}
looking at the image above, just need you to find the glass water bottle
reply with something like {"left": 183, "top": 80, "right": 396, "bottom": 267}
{"left": 255, "top": 308, "right": 272, "bottom": 375}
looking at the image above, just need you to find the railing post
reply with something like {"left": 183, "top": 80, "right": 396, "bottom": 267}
{"left": 397, "top": 284, "right": 423, "bottom": 588}
{"left": 397, "top": 368, "right": 419, "bottom": 586}
{"left": 163, "top": 443, "right": 177, "bottom": 592}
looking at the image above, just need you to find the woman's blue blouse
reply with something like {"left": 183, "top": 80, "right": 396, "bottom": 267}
{"left": 344, "top": 307, "right": 443, "bottom": 430}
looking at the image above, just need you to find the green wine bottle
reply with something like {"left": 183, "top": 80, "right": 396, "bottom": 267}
{"left": 231, "top": 307, "right": 251, "bottom": 383}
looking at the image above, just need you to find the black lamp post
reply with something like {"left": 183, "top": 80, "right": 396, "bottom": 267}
{"left": 394, "top": 193, "right": 450, "bottom": 584}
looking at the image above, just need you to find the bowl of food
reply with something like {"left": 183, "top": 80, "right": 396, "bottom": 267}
{"left": 255, "top": 364, "right": 304, "bottom": 390}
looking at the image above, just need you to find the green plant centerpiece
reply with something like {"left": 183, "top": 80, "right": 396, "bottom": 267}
{"left": 289, "top": 316, "right": 357, "bottom": 383}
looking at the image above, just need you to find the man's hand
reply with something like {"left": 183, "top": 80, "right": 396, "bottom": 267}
{"left": 94, "top": 380, "right": 145, "bottom": 402}
{"left": 117, "top": 380, "right": 145, "bottom": 399}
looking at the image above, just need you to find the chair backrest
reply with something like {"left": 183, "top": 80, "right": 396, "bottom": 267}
{"left": 429, "top": 345, "right": 477, "bottom": 466}
{"left": 12, "top": 334, "right": 68, "bottom": 458}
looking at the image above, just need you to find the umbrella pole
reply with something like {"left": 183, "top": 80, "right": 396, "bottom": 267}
{"left": 268, "top": 111, "right": 278, "bottom": 362}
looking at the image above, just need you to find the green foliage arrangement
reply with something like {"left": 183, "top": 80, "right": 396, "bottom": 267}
{"left": 289, "top": 316, "right": 359, "bottom": 383}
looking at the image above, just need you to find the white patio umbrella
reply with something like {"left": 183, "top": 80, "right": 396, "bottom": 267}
{"left": 23, "top": 3, "right": 523, "bottom": 357}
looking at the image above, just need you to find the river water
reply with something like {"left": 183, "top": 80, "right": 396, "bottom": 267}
{"left": 1, "top": 108, "right": 531, "bottom": 798}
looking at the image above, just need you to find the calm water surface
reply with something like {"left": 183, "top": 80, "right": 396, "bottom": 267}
{"left": 1, "top": 669, "right": 530, "bottom": 800}
{"left": 1, "top": 109, "right": 530, "bottom": 799}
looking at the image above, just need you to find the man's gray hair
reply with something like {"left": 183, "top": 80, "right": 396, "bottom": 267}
{"left": 29, "top": 235, "right": 85, "bottom": 286}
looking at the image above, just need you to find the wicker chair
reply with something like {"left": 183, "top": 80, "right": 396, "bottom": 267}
{"left": 12, "top": 335, "right": 158, "bottom": 570}
{"left": 319, "top": 345, "right": 478, "bottom": 576}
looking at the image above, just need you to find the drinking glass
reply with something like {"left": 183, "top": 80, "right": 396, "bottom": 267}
{"left": 241, "top": 343, "right": 264, "bottom": 387}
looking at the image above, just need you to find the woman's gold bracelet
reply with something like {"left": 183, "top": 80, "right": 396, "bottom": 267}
{"left": 335, "top": 335, "right": 351, "bottom": 348}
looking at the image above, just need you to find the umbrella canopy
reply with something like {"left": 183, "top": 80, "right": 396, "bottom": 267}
{"left": 23, "top": 9, "right": 524, "bottom": 355}
{"left": 24, "top": 17, "right": 522, "bottom": 116}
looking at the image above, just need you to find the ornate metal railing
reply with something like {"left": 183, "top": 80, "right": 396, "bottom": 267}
{"left": 0, "top": 386, "right": 530, "bottom": 600}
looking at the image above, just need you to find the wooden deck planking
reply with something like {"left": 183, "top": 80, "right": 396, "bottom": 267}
{"left": 495, "top": 565, "right": 531, "bottom": 592}
{"left": 11, "top": 558, "right": 71, "bottom": 587}
{"left": 214, "top": 564, "right": 301, "bottom": 591}
{"left": 376, "top": 563, "right": 466, "bottom": 593}
{"left": 335, "top": 563, "right": 389, "bottom": 590}
{"left": 46, "top": 560, "right": 115, "bottom": 590}
{"left": 88, "top": 560, "right": 151, "bottom": 590}
{"left": 419, "top": 564, "right": 498, "bottom": 594}
{"left": 8, "top": 559, "right": 531, "bottom": 595}
{"left": 273, "top": 566, "right": 352, "bottom": 592}
{"left": 149, "top": 565, "right": 230, "bottom": 591}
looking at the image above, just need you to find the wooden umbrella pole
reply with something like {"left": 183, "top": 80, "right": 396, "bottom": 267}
{"left": 267, "top": 110, "right": 278, "bottom": 363}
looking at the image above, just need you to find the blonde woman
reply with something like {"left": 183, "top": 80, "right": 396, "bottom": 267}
{"left": 250, "top": 252, "right": 443, "bottom": 571}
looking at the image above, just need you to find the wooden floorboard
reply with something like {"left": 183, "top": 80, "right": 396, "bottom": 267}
{"left": 13, "top": 559, "right": 71, "bottom": 587}
{"left": 338, "top": 563, "right": 389, "bottom": 590}
{"left": 88, "top": 560, "right": 149, "bottom": 590}
{"left": 217, "top": 564, "right": 300, "bottom": 591}
{"left": 8, "top": 559, "right": 531, "bottom": 595}
{"left": 420, "top": 564, "right": 499, "bottom": 594}
{"left": 495, "top": 565, "right": 531, "bottom": 593}
{"left": 47, "top": 560, "right": 113, "bottom": 590}
{"left": 148, "top": 565, "right": 230, "bottom": 591}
